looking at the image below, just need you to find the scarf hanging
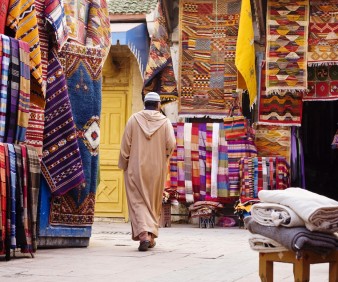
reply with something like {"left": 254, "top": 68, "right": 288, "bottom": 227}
{"left": 183, "top": 123, "right": 193, "bottom": 203}
{"left": 0, "top": 35, "right": 10, "bottom": 142}
{"left": 198, "top": 123, "right": 207, "bottom": 201}
{"left": 176, "top": 123, "right": 185, "bottom": 199}
{"left": 217, "top": 123, "right": 229, "bottom": 198}
{"left": 191, "top": 123, "right": 200, "bottom": 201}
{"left": 205, "top": 123, "right": 213, "bottom": 194}
{"left": 0, "top": 0, "right": 9, "bottom": 34}
{"left": 16, "top": 41, "right": 31, "bottom": 144}
{"left": 211, "top": 123, "right": 219, "bottom": 198}
{"left": 169, "top": 123, "right": 178, "bottom": 189}
{"left": 6, "top": 38, "right": 20, "bottom": 143}
{"left": 8, "top": 145, "right": 16, "bottom": 250}
{"left": 0, "top": 144, "right": 6, "bottom": 255}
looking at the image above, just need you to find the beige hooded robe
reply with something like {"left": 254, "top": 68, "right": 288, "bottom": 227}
{"left": 118, "top": 110, "right": 176, "bottom": 240}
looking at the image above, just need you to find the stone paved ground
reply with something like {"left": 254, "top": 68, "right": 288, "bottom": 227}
{"left": 0, "top": 221, "right": 330, "bottom": 281}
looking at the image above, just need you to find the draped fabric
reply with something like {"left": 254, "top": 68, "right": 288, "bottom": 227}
{"left": 143, "top": 1, "right": 178, "bottom": 101}
{"left": 169, "top": 123, "right": 178, "bottom": 189}
{"left": 217, "top": 123, "right": 229, "bottom": 198}
{"left": 0, "top": 144, "right": 6, "bottom": 255}
{"left": 211, "top": 123, "right": 219, "bottom": 198}
{"left": 6, "top": 38, "right": 20, "bottom": 143}
{"left": 206, "top": 123, "right": 213, "bottom": 194}
{"left": 179, "top": 0, "right": 241, "bottom": 117}
{"left": 198, "top": 123, "right": 207, "bottom": 200}
{"left": 183, "top": 123, "right": 193, "bottom": 203}
{"left": 6, "top": 0, "right": 44, "bottom": 107}
{"left": 0, "top": 35, "right": 10, "bottom": 143}
{"left": 176, "top": 123, "right": 185, "bottom": 200}
{"left": 49, "top": 43, "right": 103, "bottom": 226}
{"left": 0, "top": 0, "right": 10, "bottom": 34}
{"left": 191, "top": 123, "right": 200, "bottom": 201}
{"left": 266, "top": 0, "right": 309, "bottom": 95}
{"left": 235, "top": 0, "right": 257, "bottom": 106}
{"left": 16, "top": 41, "right": 31, "bottom": 144}
{"left": 41, "top": 49, "right": 85, "bottom": 196}
{"left": 8, "top": 145, "right": 16, "bottom": 250}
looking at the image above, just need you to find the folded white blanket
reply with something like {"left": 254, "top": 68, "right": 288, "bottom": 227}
{"left": 251, "top": 202, "right": 305, "bottom": 227}
{"left": 258, "top": 188, "right": 338, "bottom": 233}
{"left": 249, "top": 234, "right": 288, "bottom": 253}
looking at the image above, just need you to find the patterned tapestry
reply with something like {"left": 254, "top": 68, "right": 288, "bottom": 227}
{"left": 49, "top": 43, "right": 103, "bottom": 226}
{"left": 143, "top": 1, "right": 178, "bottom": 102}
{"left": 307, "top": 1, "right": 338, "bottom": 66}
{"left": 305, "top": 65, "right": 338, "bottom": 101}
{"left": 179, "top": 0, "right": 241, "bottom": 117}
{"left": 253, "top": 124, "right": 291, "bottom": 165}
{"left": 258, "top": 61, "right": 303, "bottom": 126}
{"left": 266, "top": 0, "right": 309, "bottom": 94}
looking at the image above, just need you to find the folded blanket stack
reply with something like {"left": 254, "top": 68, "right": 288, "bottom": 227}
{"left": 245, "top": 188, "right": 338, "bottom": 254}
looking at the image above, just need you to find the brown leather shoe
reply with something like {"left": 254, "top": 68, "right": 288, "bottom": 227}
{"left": 138, "top": 240, "right": 150, "bottom": 251}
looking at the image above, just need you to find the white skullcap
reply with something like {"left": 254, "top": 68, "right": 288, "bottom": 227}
{"left": 144, "top": 92, "right": 161, "bottom": 102}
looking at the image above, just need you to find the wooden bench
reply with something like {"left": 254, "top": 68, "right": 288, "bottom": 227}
{"left": 259, "top": 250, "right": 338, "bottom": 282}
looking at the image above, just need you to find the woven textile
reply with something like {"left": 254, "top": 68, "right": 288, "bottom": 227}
{"left": 239, "top": 157, "right": 290, "bottom": 200}
{"left": 304, "top": 65, "right": 338, "bottom": 101}
{"left": 254, "top": 124, "right": 291, "bottom": 165}
{"left": 86, "top": 0, "right": 112, "bottom": 56}
{"left": 211, "top": 123, "right": 219, "bottom": 198}
{"left": 0, "top": 35, "right": 10, "bottom": 142}
{"left": 191, "top": 123, "right": 200, "bottom": 201}
{"left": 16, "top": 41, "right": 31, "bottom": 143}
{"left": 64, "top": 0, "right": 90, "bottom": 45}
{"left": 6, "top": 0, "right": 44, "bottom": 107}
{"left": 184, "top": 123, "right": 193, "bottom": 203}
{"left": 227, "top": 139, "right": 257, "bottom": 197}
{"left": 0, "top": 0, "right": 9, "bottom": 34}
{"left": 143, "top": 1, "right": 178, "bottom": 101}
{"left": 6, "top": 38, "right": 19, "bottom": 143}
{"left": 50, "top": 42, "right": 103, "bottom": 226}
{"left": 45, "top": 0, "right": 69, "bottom": 50}
{"left": 235, "top": 0, "right": 257, "bottom": 106}
{"left": 206, "top": 123, "right": 213, "bottom": 193}
{"left": 176, "top": 123, "right": 185, "bottom": 199}
{"left": 169, "top": 123, "right": 178, "bottom": 188}
{"left": 217, "top": 123, "right": 229, "bottom": 197}
{"left": 259, "top": 62, "right": 303, "bottom": 126}
{"left": 179, "top": 0, "right": 241, "bottom": 116}
{"left": 8, "top": 145, "right": 16, "bottom": 249}
{"left": 308, "top": 1, "right": 338, "bottom": 66}
{"left": 41, "top": 49, "right": 85, "bottom": 196}
{"left": 266, "top": 0, "right": 309, "bottom": 94}
{"left": 4, "top": 144, "right": 10, "bottom": 259}
{"left": 198, "top": 123, "right": 207, "bottom": 200}
{"left": 0, "top": 144, "right": 5, "bottom": 254}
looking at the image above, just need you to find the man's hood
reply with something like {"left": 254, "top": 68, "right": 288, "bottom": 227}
{"left": 134, "top": 110, "right": 167, "bottom": 139}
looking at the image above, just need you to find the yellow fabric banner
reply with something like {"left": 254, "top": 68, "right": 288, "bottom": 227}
{"left": 235, "top": 0, "right": 257, "bottom": 107}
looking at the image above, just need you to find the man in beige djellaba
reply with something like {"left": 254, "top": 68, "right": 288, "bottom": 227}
{"left": 118, "top": 92, "right": 176, "bottom": 252}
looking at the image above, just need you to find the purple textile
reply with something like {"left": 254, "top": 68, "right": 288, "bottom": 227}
{"left": 41, "top": 49, "right": 85, "bottom": 196}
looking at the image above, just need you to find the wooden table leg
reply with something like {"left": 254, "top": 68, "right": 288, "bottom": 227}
{"left": 293, "top": 256, "right": 310, "bottom": 282}
{"left": 259, "top": 253, "right": 273, "bottom": 282}
{"left": 329, "top": 260, "right": 338, "bottom": 282}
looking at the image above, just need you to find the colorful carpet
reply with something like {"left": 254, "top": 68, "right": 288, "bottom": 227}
{"left": 179, "top": 0, "right": 241, "bottom": 117}
{"left": 266, "top": 0, "right": 309, "bottom": 94}
{"left": 143, "top": 1, "right": 177, "bottom": 102}
{"left": 41, "top": 49, "right": 85, "bottom": 196}
{"left": 304, "top": 65, "right": 338, "bottom": 101}
{"left": 308, "top": 1, "right": 338, "bottom": 66}
{"left": 254, "top": 124, "right": 291, "bottom": 165}
{"left": 258, "top": 62, "right": 303, "bottom": 126}
{"left": 49, "top": 43, "right": 103, "bottom": 226}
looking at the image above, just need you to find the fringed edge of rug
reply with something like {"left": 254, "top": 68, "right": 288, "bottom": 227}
{"left": 257, "top": 121, "right": 302, "bottom": 127}
{"left": 302, "top": 97, "right": 338, "bottom": 102}
{"left": 265, "top": 88, "right": 308, "bottom": 95}
{"left": 308, "top": 61, "right": 338, "bottom": 67}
